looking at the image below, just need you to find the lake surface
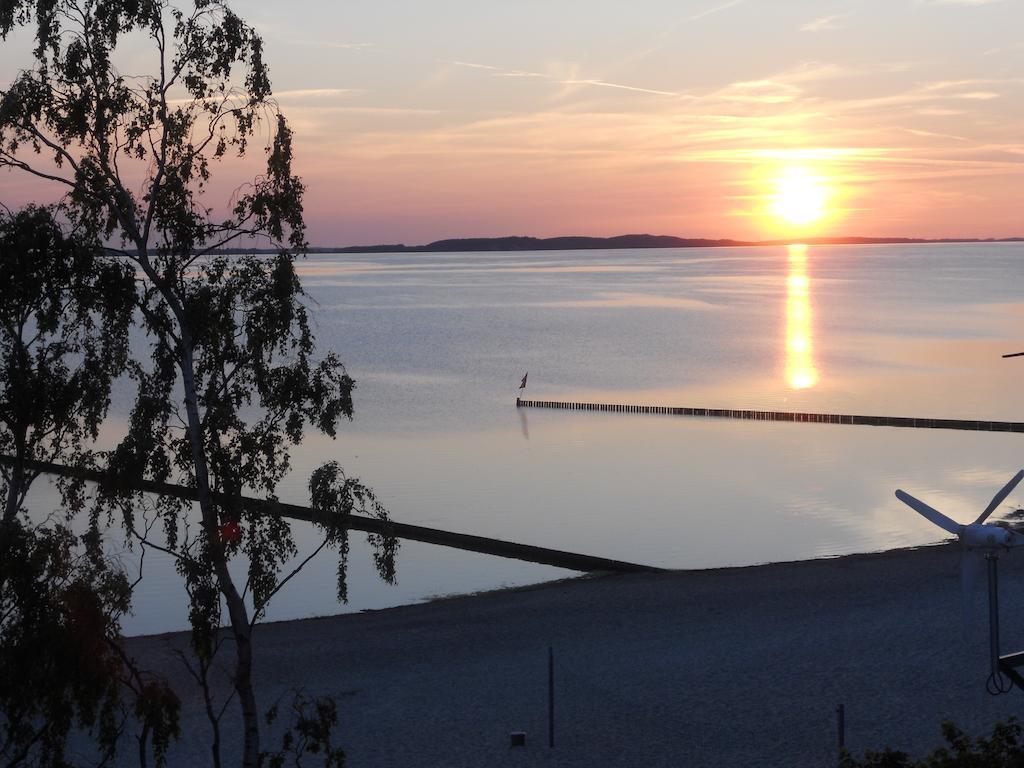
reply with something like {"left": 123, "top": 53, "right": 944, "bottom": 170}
{"left": 30, "top": 243, "right": 1024, "bottom": 635}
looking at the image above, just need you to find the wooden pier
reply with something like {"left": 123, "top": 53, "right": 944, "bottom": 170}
{"left": 516, "top": 398, "right": 1024, "bottom": 433}
{"left": 2, "top": 456, "right": 661, "bottom": 574}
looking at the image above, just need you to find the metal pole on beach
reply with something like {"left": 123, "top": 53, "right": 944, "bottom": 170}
{"left": 548, "top": 646, "right": 555, "bottom": 748}
{"left": 989, "top": 555, "right": 999, "bottom": 677}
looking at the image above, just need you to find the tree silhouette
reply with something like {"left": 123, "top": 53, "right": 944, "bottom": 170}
{"left": 0, "top": 3, "right": 397, "bottom": 765}
{"left": 0, "top": 205, "right": 180, "bottom": 767}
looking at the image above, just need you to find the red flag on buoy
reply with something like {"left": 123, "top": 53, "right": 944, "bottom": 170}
{"left": 519, "top": 372, "right": 528, "bottom": 390}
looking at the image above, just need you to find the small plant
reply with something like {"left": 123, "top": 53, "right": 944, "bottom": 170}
{"left": 261, "top": 690, "right": 347, "bottom": 768}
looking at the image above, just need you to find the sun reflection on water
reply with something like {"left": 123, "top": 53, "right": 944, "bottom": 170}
{"left": 785, "top": 244, "right": 818, "bottom": 389}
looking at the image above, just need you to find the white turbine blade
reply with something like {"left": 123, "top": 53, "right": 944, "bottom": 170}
{"left": 975, "top": 469, "right": 1024, "bottom": 524}
{"left": 895, "top": 490, "right": 963, "bottom": 535}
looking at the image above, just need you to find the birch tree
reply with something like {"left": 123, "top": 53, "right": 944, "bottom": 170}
{"left": 0, "top": 3, "right": 396, "bottom": 765}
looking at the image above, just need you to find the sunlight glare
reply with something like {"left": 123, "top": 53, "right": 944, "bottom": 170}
{"left": 770, "top": 167, "right": 828, "bottom": 227}
{"left": 785, "top": 244, "right": 818, "bottom": 389}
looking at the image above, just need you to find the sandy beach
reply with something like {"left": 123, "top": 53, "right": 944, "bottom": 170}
{"left": 123, "top": 543, "right": 1024, "bottom": 767}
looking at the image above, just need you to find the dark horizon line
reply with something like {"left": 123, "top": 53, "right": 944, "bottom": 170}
{"left": 215, "top": 233, "right": 1024, "bottom": 255}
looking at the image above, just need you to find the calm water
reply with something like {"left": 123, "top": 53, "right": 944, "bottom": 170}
{"left": 30, "top": 243, "right": 1024, "bottom": 634}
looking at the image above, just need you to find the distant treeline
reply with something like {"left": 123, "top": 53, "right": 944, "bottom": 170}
{"left": 211, "top": 233, "right": 1024, "bottom": 255}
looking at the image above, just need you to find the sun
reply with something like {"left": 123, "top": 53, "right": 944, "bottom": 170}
{"left": 770, "top": 167, "right": 828, "bottom": 227}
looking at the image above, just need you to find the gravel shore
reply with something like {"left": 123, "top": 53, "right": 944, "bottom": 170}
{"left": 125, "top": 544, "right": 1024, "bottom": 767}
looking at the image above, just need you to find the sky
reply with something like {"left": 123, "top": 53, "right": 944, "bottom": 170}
{"left": 2, "top": 0, "right": 1023, "bottom": 245}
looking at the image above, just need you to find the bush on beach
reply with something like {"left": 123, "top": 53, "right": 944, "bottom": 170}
{"left": 841, "top": 718, "right": 1024, "bottom": 767}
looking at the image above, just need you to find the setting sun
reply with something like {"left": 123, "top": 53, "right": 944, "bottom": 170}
{"left": 770, "top": 167, "right": 829, "bottom": 227}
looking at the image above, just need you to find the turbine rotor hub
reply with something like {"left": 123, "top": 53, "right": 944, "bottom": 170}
{"left": 963, "top": 523, "right": 1012, "bottom": 550}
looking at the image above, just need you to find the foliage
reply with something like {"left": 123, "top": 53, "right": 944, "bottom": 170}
{"left": 0, "top": 3, "right": 397, "bottom": 765}
{"left": 310, "top": 461, "right": 397, "bottom": 606}
{"left": 0, "top": 0, "right": 299, "bottom": 252}
{"left": 0, "top": 523, "right": 125, "bottom": 767}
{"left": 0, "top": 206, "right": 179, "bottom": 767}
{"left": 0, "top": 205, "right": 133, "bottom": 513}
{"left": 261, "top": 691, "right": 347, "bottom": 768}
{"left": 840, "top": 718, "right": 1024, "bottom": 768}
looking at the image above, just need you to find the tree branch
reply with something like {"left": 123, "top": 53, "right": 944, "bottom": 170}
{"left": 250, "top": 538, "right": 329, "bottom": 628}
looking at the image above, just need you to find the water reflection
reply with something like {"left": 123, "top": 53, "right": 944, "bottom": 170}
{"left": 37, "top": 243, "right": 1024, "bottom": 635}
{"left": 785, "top": 244, "right": 818, "bottom": 389}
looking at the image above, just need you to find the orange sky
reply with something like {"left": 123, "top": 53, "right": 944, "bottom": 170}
{"left": 1, "top": 0, "right": 1022, "bottom": 245}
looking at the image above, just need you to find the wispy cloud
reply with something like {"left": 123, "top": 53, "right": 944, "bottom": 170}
{"left": 164, "top": 87, "right": 361, "bottom": 106}
{"left": 688, "top": 147, "right": 896, "bottom": 163}
{"left": 689, "top": 0, "right": 744, "bottom": 21}
{"left": 716, "top": 79, "right": 801, "bottom": 104}
{"left": 325, "top": 42, "right": 374, "bottom": 50}
{"left": 917, "top": 0, "right": 1005, "bottom": 5}
{"left": 800, "top": 12, "right": 852, "bottom": 32}
{"left": 921, "top": 78, "right": 1020, "bottom": 90}
{"left": 448, "top": 60, "right": 679, "bottom": 97}
{"left": 897, "top": 127, "right": 970, "bottom": 142}
{"left": 297, "top": 106, "right": 442, "bottom": 115}
{"left": 983, "top": 42, "right": 1024, "bottom": 55}
{"left": 453, "top": 61, "right": 547, "bottom": 80}
{"left": 450, "top": 61, "right": 501, "bottom": 71}
{"left": 278, "top": 38, "right": 374, "bottom": 51}
{"left": 702, "top": 63, "right": 853, "bottom": 106}
{"left": 561, "top": 79, "right": 677, "bottom": 96}
{"left": 956, "top": 91, "right": 1000, "bottom": 99}
{"left": 273, "top": 88, "right": 361, "bottom": 100}
{"left": 496, "top": 70, "right": 547, "bottom": 79}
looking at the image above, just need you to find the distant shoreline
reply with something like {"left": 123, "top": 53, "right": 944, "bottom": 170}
{"left": 213, "top": 233, "right": 1024, "bottom": 255}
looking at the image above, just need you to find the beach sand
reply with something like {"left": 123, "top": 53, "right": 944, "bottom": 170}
{"left": 124, "top": 544, "right": 1024, "bottom": 767}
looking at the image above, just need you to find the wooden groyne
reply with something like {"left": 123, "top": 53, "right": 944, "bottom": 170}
{"left": 2, "top": 456, "right": 661, "bottom": 574}
{"left": 516, "top": 398, "right": 1024, "bottom": 433}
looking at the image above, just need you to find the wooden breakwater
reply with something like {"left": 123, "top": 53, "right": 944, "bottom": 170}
{"left": 2, "top": 456, "right": 661, "bottom": 574}
{"left": 516, "top": 398, "right": 1024, "bottom": 433}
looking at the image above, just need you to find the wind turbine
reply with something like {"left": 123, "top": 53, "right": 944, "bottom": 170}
{"left": 895, "top": 470, "right": 1024, "bottom": 553}
{"left": 895, "top": 470, "right": 1024, "bottom": 694}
